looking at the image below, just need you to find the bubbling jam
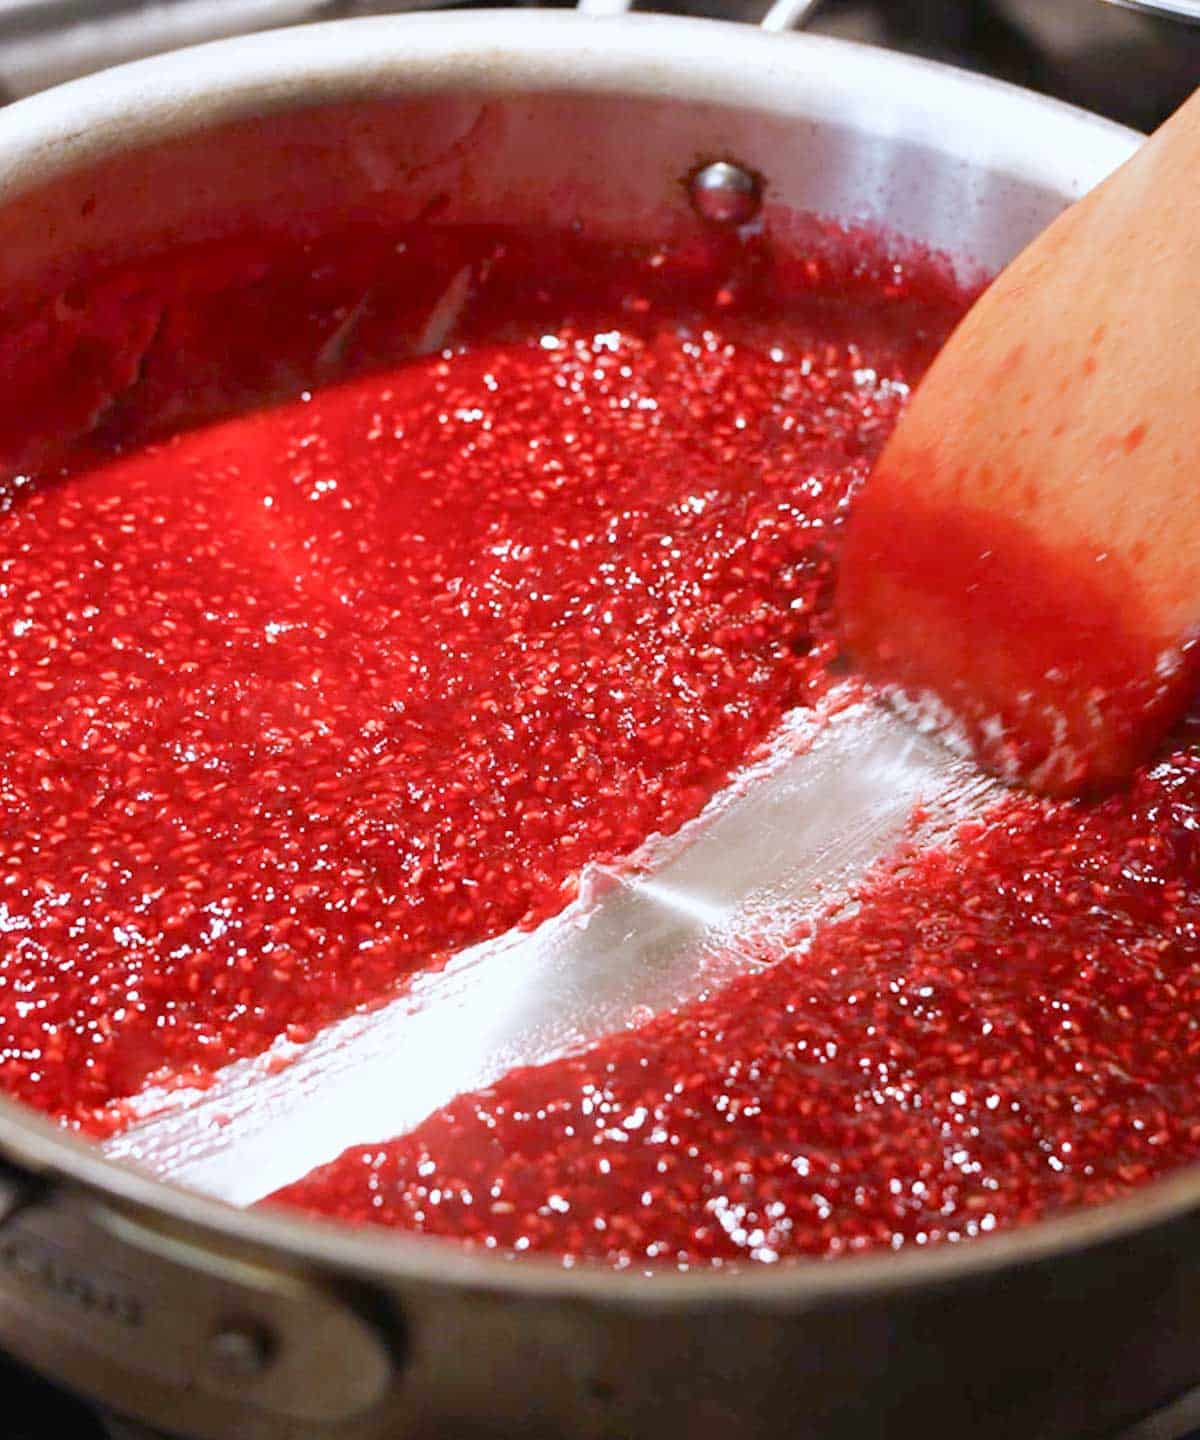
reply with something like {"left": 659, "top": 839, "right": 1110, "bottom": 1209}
{"left": 8, "top": 221, "right": 1198, "bottom": 1268}
{"left": 273, "top": 742, "right": 1200, "bottom": 1264}
{"left": 0, "top": 224, "right": 959, "bottom": 1134}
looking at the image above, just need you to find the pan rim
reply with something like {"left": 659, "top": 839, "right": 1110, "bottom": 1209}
{"left": 0, "top": 7, "right": 1169, "bottom": 1307}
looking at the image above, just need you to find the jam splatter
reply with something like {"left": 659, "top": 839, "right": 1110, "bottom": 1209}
{"left": 272, "top": 740, "right": 1200, "bottom": 1266}
{"left": 0, "top": 225, "right": 959, "bottom": 1131}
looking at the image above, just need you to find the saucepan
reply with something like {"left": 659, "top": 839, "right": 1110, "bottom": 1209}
{"left": 0, "top": 10, "right": 1192, "bottom": 1440}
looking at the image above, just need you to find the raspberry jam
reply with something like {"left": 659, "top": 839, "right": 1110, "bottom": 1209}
{"left": 9, "top": 220, "right": 1199, "bottom": 1269}
{"left": 274, "top": 740, "right": 1200, "bottom": 1264}
{"left": 0, "top": 224, "right": 958, "bottom": 1134}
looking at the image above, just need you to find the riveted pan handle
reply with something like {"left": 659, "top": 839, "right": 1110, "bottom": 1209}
{"left": 0, "top": 1180, "right": 395, "bottom": 1440}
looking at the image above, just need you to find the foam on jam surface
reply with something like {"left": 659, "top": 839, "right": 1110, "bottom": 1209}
{"left": 0, "top": 226, "right": 959, "bottom": 1133}
{"left": 273, "top": 740, "right": 1200, "bottom": 1264}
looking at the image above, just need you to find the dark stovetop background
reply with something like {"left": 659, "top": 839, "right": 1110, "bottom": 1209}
{"left": 0, "top": 1, "right": 1197, "bottom": 1437}
{"left": 2, "top": 1349, "right": 110, "bottom": 1439}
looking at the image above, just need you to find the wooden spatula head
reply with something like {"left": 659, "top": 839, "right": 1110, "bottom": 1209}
{"left": 840, "top": 89, "right": 1200, "bottom": 796}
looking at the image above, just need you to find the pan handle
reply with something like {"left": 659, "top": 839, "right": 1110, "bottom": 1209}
{"left": 0, "top": 1180, "right": 395, "bottom": 1438}
{"left": 1099, "top": 0, "right": 1200, "bottom": 20}
{"left": 759, "top": 0, "right": 825, "bottom": 30}
{"left": 574, "top": 0, "right": 827, "bottom": 27}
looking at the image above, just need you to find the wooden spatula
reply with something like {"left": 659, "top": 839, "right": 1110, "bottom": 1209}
{"left": 839, "top": 88, "right": 1200, "bottom": 797}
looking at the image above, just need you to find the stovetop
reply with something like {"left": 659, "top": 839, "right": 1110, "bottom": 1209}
{"left": 1, "top": 1349, "right": 109, "bottom": 1439}
{"left": 0, "top": 1, "right": 1197, "bottom": 1437}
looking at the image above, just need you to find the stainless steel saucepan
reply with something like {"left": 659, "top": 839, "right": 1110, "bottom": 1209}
{"left": 0, "top": 11, "right": 1193, "bottom": 1439}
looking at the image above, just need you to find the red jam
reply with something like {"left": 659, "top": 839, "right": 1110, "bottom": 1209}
{"left": 272, "top": 739, "right": 1200, "bottom": 1265}
{"left": 10, "top": 220, "right": 1199, "bottom": 1269}
{"left": 0, "top": 224, "right": 958, "bottom": 1133}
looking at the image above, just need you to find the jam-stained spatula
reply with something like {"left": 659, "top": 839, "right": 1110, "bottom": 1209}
{"left": 840, "top": 88, "right": 1200, "bottom": 796}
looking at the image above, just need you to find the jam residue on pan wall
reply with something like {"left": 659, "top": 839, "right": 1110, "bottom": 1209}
{"left": 0, "top": 223, "right": 960, "bottom": 1134}
{"left": 274, "top": 742, "right": 1200, "bottom": 1264}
